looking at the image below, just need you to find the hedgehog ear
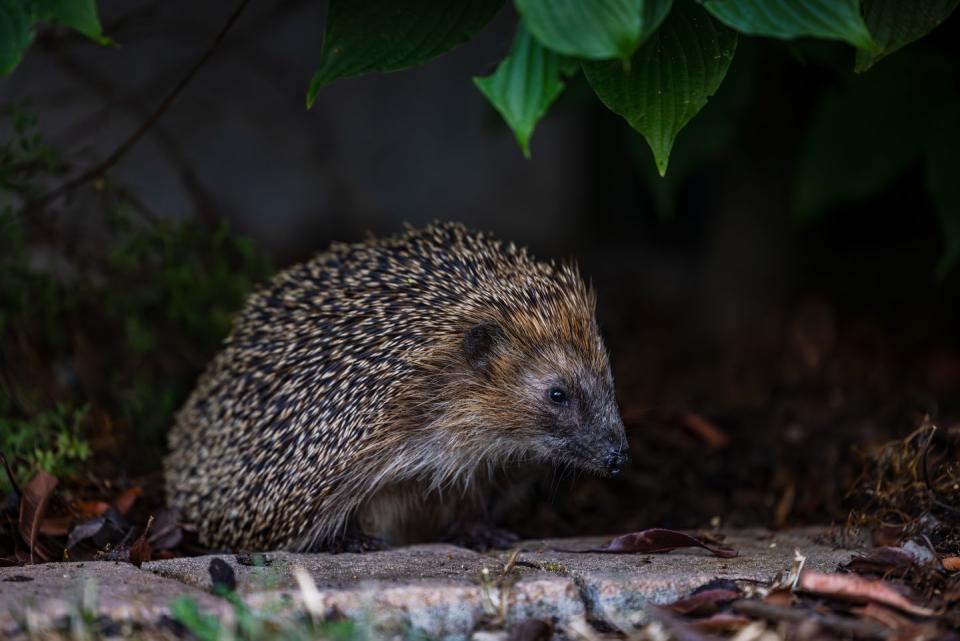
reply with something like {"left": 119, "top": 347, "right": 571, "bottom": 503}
{"left": 464, "top": 322, "right": 504, "bottom": 375}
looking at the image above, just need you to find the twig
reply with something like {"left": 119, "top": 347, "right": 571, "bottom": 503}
{"left": 50, "top": 49, "right": 220, "bottom": 227}
{"left": 0, "top": 452, "right": 22, "bottom": 497}
{"left": 21, "top": 0, "right": 253, "bottom": 216}
{"left": 920, "top": 423, "right": 960, "bottom": 516}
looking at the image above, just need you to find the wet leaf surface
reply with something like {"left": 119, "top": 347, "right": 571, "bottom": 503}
{"left": 584, "top": 528, "right": 738, "bottom": 558}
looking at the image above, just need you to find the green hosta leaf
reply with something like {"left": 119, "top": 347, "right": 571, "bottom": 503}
{"left": 633, "top": 38, "right": 757, "bottom": 218}
{"left": 474, "top": 22, "right": 576, "bottom": 158}
{"left": 583, "top": 0, "right": 737, "bottom": 175}
{"left": 856, "top": 0, "right": 959, "bottom": 72}
{"left": 514, "top": 0, "right": 674, "bottom": 60}
{"left": 926, "top": 101, "right": 960, "bottom": 278}
{"left": 37, "top": 0, "right": 109, "bottom": 43}
{"left": 793, "top": 52, "right": 952, "bottom": 222}
{"left": 307, "top": 0, "right": 504, "bottom": 106}
{"left": 0, "top": 0, "right": 32, "bottom": 75}
{"left": 1, "top": 0, "right": 109, "bottom": 75}
{"left": 702, "top": 0, "right": 874, "bottom": 50}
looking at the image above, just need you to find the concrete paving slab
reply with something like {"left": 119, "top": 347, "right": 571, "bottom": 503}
{"left": 0, "top": 528, "right": 859, "bottom": 639}
{"left": 507, "top": 527, "right": 856, "bottom": 629}
{"left": 144, "top": 544, "right": 502, "bottom": 592}
{"left": 146, "top": 544, "right": 583, "bottom": 638}
{"left": 0, "top": 560, "right": 225, "bottom": 638}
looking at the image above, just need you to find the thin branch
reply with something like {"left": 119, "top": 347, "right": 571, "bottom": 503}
{"left": 50, "top": 49, "right": 220, "bottom": 228}
{"left": 920, "top": 423, "right": 960, "bottom": 516}
{"left": 21, "top": 0, "right": 253, "bottom": 216}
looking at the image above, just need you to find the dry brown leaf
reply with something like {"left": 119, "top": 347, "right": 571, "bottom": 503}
{"left": 761, "top": 588, "right": 793, "bottom": 607}
{"left": 667, "top": 588, "right": 740, "bottom": 616}
{"left": 689, "top": 613, "right": 752, "bottom": 634}
{"left": 75, "top": 500, "right": 110, "bottom": 519}
{"left": 38, "top": 515, "right": 72, "bottom": 536}
{"left": 851, "top": 603, "right": 912, "bottom": 630}
{"left": 113, "top": 487, "right": 143, "bottom": 515}
{"left": 587, "top": 528, "right": 738, "bottom": 558}
{"left": 941, "top": 556, "right": 960, "bottom": 571}
{"left": 681, "top": 411, "right": 730, "bottom": 449}
{"left": 128, "top": 532, "right": 151, "bottom": 567}
{"left": 844, "top": 546, "right": 920, "bottom": 577}
{"left": 18, "top": 471, "right": 59, "bottom": 563}
{"left": 797, "top": 570, "right": 934, "bottom": 616}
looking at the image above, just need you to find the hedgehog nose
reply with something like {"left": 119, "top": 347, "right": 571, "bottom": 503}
{"left": 606, "top": 450, "right": 629, "bottom": 475}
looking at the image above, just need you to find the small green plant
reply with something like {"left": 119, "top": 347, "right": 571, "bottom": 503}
{"left": 0, "top": 0, "right": 109, "bottom": 75}
{"left": 171, "top": 593, "right": 366, "bottom": 641}
{"left": 0, "top": 400, "right": 90, "bottom": 492}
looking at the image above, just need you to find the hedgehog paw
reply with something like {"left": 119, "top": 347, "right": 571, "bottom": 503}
{"left": 445, "top": 522, "right": 519, "bottom": 551}
{"left": 322, "top": 531, "right": 388, "bottom": 554}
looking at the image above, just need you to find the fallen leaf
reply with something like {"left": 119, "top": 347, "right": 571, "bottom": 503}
{"left": 900, "top": 539, "right": 937, "bottom": 566}
{"left": 851, "top": 603, "right": 912, "bottom": 630}
{"left": 18, "top": 472, "right": 58, "bottom": 563}
{"left": 689, "top": 613, "right": 751, "bottom": 634}
{"left": 92, "top": 507, "right": 132, "bottom": 549}
{"left": 148, "top": 508, "right": 183, "bottom": 551}
{"left": 942, "top": 556, "right": 960, "bottom": 571}
{"left": 67, "top": 517, "right": 107, "bottom": 549}
{"left": 644, "top": 603, "right": 725, "bottom": 641}
{"left": 38, "top": 515, "right": 72, "bottom": 536}
{"left": 113, "top": 487, "right": 143, "bottom": 515}
{"left": 761, "top": 588, "right": 793, "bottom": 606}
{"left": 74, "top": 500, "right": 110, "bottom": 520}
{"left": 667, "top": 588, "right": 740, "bottom": 616}
{"left": 797, "top": 570, "right": 934, "bottom": 616}
{"left": 586, "top": 529, "right": 738, "bottom": 558}
{"left": 128, "top": 516, "right": 153, "bottom": 568}
{"left": 844, "top": 546, "right": 918, "bottom": 577}
{"left": 870, "top": 525, "right": 903, "bottom": 547}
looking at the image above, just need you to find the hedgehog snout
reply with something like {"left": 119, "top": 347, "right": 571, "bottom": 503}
{"left": 605, "top": 449, "right": 629, "bottom": 475}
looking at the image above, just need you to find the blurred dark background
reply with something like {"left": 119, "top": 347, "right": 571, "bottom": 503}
{"left": 2, "top": 0, "right": 959, "bottom": 538}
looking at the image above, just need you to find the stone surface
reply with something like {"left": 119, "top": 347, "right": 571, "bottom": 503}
{"left": 147, "top": 544, "right": 584, "bottom": 638}
{"left": 145, "top": 544, "right": 499, "bottom": 592}
{"left": 512, "top": 528, "right": 855, "bottom": 629}
{"left": 0, "top": 560, "right": 225, "bottom": 637}
{"left": 0, "top": 528, "right": 858, "bottom": 639}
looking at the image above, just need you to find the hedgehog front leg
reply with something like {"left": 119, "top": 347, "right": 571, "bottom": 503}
{"left": 309, "top": 525, "right": 388, "bottom": 554}
{"left": 444, "top": 519, "right": 519, "bottom": 551}
{"left": 441, "top": 476, "right": 522, "bottom": 550}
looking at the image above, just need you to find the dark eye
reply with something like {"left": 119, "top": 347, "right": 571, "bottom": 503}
{"left": 548, "top": 388, "right": 567, "bottom": 404}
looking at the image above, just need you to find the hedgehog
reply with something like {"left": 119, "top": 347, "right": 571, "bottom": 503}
{"left": 164, "top": 222, "right": 627, "bottom": 552}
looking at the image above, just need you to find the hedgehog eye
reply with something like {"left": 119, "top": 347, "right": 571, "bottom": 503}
{"left": 548, "top": 388, "right": 568, "bottom": 405}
